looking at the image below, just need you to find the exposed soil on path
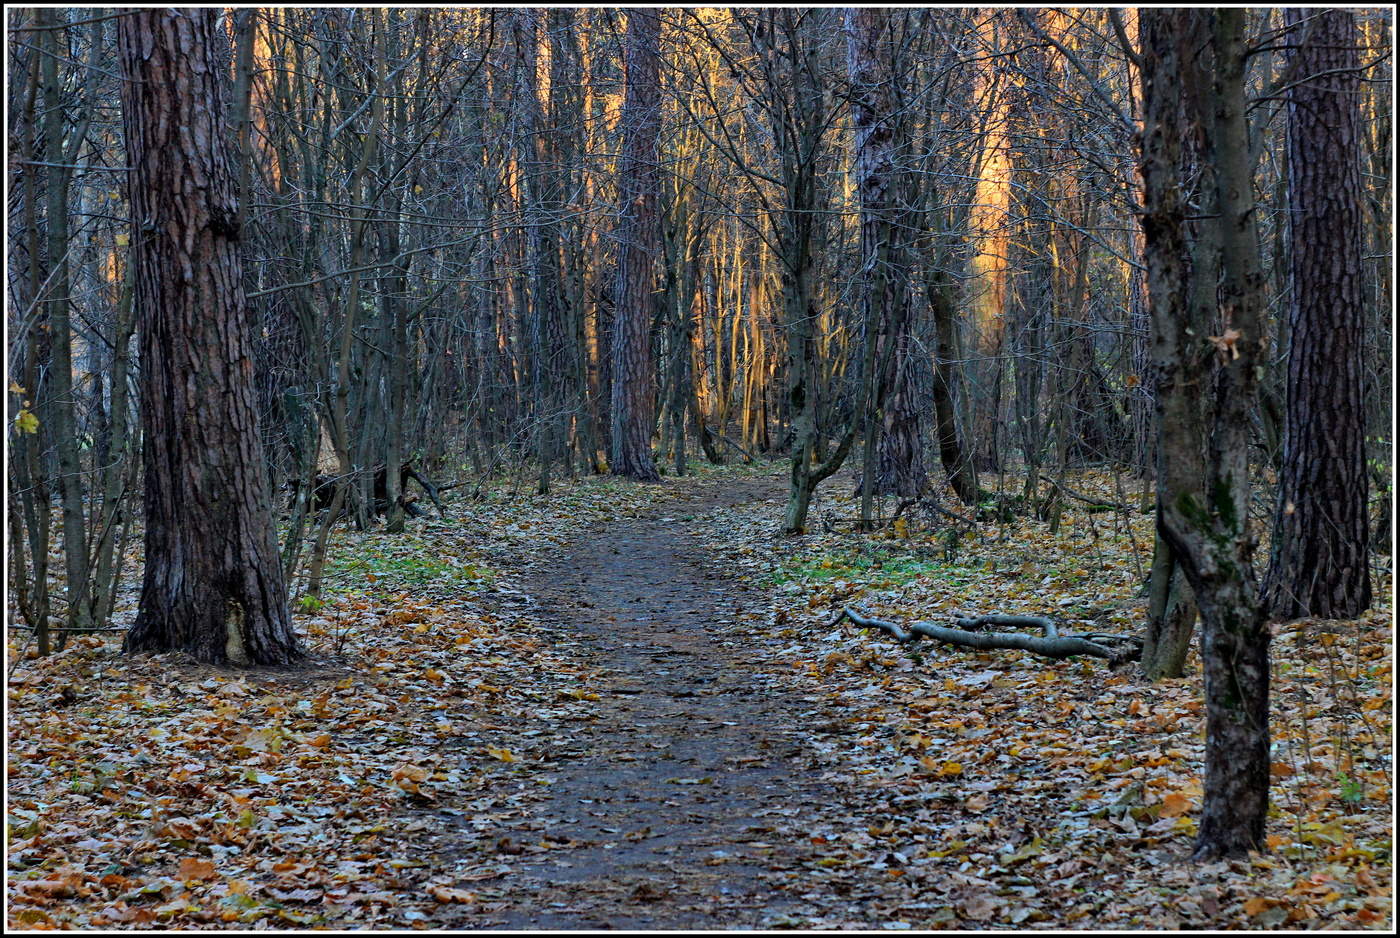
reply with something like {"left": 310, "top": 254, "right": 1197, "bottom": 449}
{"left": 480, "top": 476, "right": 863, "bottom": 929}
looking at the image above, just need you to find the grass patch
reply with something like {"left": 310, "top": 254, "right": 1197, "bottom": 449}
{"left": 323, "top": 548, "right": 495, "bottom": 591}
{"left": 771, "top": 547, "right": 963, "bottom": 589}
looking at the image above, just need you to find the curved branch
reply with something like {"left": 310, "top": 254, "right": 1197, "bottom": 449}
{"left": 835, "top": 606, "right": 1141, "bottom": 666}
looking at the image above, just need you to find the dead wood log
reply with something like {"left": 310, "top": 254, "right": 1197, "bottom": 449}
{"left": 893, "top": 497, "right": 977, "bottom": 528}
{"left": 401, "top": 463, "right": 446, "bottom": 518}
{"left": 716, "top": 434, "right": 755, "bottom": 464}
{"left": 835, "top": 605, "right": 1142, "bottom": 667}
{"left": 295, "top": 461, "right": 446, "bottom": 520}
{"left": 1037, "top": 475, "right": 1144, "bottom": 514}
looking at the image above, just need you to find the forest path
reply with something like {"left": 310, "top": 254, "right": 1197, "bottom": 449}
{"left": 477, "top": 475, "right": 852, "bottom": 928}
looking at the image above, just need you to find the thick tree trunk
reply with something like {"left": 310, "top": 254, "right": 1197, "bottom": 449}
{"left": 609, "top": 10, "right": 663, "bottom": 482}
{"left": 119, "top": 8, "right": 302, "bottom": 666}
{"left": 847, "top": 8, "right": 917, "bottom": 522}
{"left": 1263, "top": 8, "right": 1372, "bottom": 620}
{"left": 1139, "top": 9, "right": 1270, "bottom": 859}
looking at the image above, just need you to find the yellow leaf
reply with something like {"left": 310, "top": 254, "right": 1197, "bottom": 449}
{"left": 937, "top": 761, "right": 963, "bottom": 777}
{"left": 115, "top": 233, "right": 129, "bottom": 247}
{"left": 14, "top": 409, "right": 39, "bottom": 434}
{"left": 486, "top": 746, "right": 516, "bottom": 763}
{"left": 8, "top": 381, "right": 24, "bottom": 395}
{"left": 560, "top": 687, "right": 599, "bottom": 701}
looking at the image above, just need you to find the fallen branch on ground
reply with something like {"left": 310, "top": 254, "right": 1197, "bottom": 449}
{"left": 1038, "top": 475, "right": 1145, "bottom": 513}
{"left": 834, "top": 605, "right": 1142, "bottom": 667}
{"left": 893, "top": 497, "right": 977, "bottom": 527}
{"left": 716, "top": 434, "right": 755, "bottom": 464}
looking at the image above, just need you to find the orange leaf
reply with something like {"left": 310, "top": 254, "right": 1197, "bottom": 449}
{"left": 1159, "top": 792, "right": 1191, "bottom": 818}
{"left": 392, "top": 763, "right": 430, "bottom": 784}
{"left": 1243, "top": 897, "right": 1275, "bottom": 916}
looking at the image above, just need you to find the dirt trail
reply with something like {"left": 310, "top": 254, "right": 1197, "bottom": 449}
{"left": 483, "top": 477, "right": 853, "bottom": 928}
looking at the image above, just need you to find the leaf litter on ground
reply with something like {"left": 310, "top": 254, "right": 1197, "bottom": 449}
{"left": 6, "top": 462, "right": 1393, "bottom": 929}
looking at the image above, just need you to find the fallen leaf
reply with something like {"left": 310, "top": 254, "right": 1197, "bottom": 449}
{"left": 178, "top": 858, "right": 216, "bottom": 881}
{"left": 429, "top": 885, "right": 476, "bottom": 904}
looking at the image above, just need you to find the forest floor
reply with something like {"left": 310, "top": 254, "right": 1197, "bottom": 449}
{"left": 6, "top": 461, "right": 1394, "bottom": 930}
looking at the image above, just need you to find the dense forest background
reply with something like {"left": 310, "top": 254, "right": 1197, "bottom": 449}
{"left": 8, "top": 8, "right": 1393, "bottom": 606}
{"left": 4, "top": 6, "right": 1395, "bottom": 926}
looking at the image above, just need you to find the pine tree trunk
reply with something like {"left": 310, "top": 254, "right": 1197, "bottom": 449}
{"left": 119, "top": 8, "right": 302, "bottom": 666}
{"left": 1263, "top": 8, "right": 1372, "bottom": 620}
{"left": 609, "top": 10, "right": 662, "bottom": 481}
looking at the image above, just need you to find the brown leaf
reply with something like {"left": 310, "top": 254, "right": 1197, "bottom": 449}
{"left": 178, "top": 857, "right": 216, "bottom": 881}
{"left": 962, "top": 894, "right": 999, "bottom": 921}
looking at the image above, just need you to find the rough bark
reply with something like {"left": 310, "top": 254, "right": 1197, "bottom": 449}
{"left": 609, "top": 9, "right": 663, "bottom": 482}
{"left": 119, "top": 8, "right": 302, "bottom": 666}
{"left": 1263, "top": 8, "right": 1372, "bottom": 620}
{"left": 846, "top": 8, "right": 918, "bottom": 520}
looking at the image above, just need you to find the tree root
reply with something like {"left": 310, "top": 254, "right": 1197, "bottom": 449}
{"left": 834, "top": 605, "right": 1142, "bottom": 667}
